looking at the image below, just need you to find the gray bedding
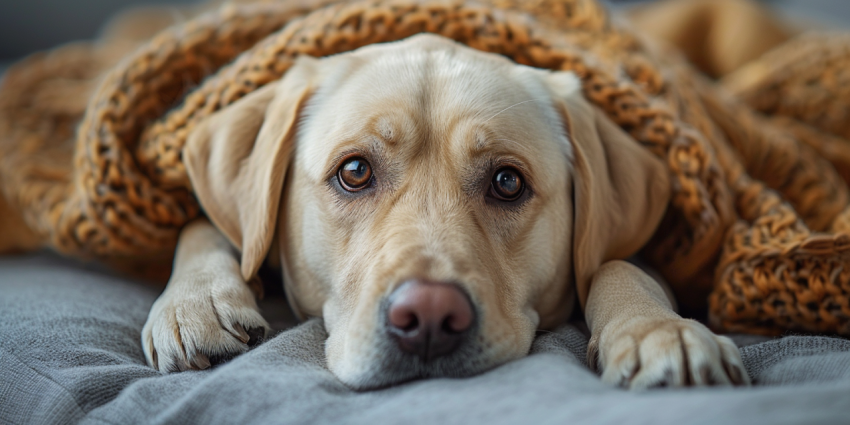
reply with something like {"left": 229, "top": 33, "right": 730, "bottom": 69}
{"left": 1, "top": 253, "right": 850, "bottom": 425}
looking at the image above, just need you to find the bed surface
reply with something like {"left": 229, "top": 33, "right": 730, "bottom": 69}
{"left": 2, "top": 253, "right": 849, "bottom": 425}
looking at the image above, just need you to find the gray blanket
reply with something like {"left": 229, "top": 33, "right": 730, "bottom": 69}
{"left": 1, "top": 254, "right": 849, "bottom": 425}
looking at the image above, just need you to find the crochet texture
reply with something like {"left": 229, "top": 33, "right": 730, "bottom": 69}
{"left": 1, "top": 0, "right": 848, "bottom": 336}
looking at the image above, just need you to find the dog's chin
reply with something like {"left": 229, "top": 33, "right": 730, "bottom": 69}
{"left": 330, "top": 332, "right": 518, "bottom": 391}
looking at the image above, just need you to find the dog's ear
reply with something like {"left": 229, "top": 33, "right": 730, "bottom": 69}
{"left": 184, "top": 57, "right": 318, "bottom": 281}
{"left": 547, "top": 72, "right": 670, "bottom": 308}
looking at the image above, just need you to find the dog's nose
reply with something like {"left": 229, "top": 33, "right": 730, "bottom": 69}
{"left": 386, "top": 279, "right": 474, "bottom": 361}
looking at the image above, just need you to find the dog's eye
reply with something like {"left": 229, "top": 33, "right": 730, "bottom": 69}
{"left": 489, "top": 167, "right": 524, "bottom": 201}
{"left": 337, "top": 157, "right": 373, "bottom": 191}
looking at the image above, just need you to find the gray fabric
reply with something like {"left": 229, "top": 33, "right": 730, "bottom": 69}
{"left": 2, "top": 254, "right": 850, "bottom": 425}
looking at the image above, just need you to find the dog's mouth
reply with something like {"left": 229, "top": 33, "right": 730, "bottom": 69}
{"left": 333, "top": 278, "right": 507, "bottom": 390}
{"left": 349, "top": 328, "right": 492, "bottom": 390}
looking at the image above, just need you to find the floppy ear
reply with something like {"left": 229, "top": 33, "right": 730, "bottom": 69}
{"left": 547, "top": 72, "right": 670, "bottom": 308}
{"left": 184, "top": 56, "right": 318, "bottom": 282}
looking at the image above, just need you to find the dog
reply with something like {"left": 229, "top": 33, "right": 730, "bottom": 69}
{"left": 141, "top": 34, "right": 750, "bottom": 389}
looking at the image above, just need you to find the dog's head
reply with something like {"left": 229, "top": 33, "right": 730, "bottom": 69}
{"left": 184, "top": 34, "right": 668, "bottom": 389}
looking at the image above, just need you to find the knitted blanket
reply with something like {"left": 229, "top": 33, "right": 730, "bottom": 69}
{"left": 1, "top": 0, "right": 848, "bottom": 337}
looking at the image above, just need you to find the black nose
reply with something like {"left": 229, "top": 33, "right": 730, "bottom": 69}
{"left": 386, "top": 279, "right": 475, "bottom": 361}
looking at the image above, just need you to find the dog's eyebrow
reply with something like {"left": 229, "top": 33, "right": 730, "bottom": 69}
{"left": 471, "top": 129, "right": 522, "bottom": 153}
{"left": 473, "top": 135, "right": 513, "bottom": 152}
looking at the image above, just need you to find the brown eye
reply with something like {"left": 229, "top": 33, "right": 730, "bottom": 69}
{"left": 337, "top": 157, "right": 373, "bottom": 191}
{"left": 490, "top": 168, "right": 524, "bottom": 201}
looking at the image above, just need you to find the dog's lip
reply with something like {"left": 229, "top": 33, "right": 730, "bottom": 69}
{"left": 338, "top": 323, "right": 493, "bottom": 390}
{"left": 345, "top": 356, "right": 497, "bottom": 391}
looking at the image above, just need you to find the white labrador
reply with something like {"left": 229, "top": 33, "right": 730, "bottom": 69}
{"left": 142, "top": 34, "right": 749, "bottom": 390}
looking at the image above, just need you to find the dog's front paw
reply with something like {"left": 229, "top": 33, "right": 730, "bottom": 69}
{"left": 141, "top": 273, "right": 270, "bottom": 372}
{"left": 592, "top": 317, "right": 750, "bottom": 389}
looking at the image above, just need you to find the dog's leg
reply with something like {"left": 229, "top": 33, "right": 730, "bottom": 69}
{"left": 142, "top": 218, "right": 270, "bottom": 372}
{"left": 585, "top": 260, "right": 750, "bottom": 389}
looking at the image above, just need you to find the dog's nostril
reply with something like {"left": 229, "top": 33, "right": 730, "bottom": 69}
{"left": 386, "top": 279, "right": 475, "bottom": 361}
{"left": 399, "top": 314, "right": 419, "bottom": 333}
{"left": 388, "top": 306, "right": 420, "bottom": 333}
{"left": 405, "top": 316, "right": 419, "bottom": 332}
{"left": 441, "top": 315, "right": 466, "bottom": 334}
{"left": 441, "top": 317, "right": 456, "bottom": 334}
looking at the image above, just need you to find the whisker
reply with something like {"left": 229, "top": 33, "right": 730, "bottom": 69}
{"left": 482, "top": 98, "right": 547, "bottom": 123}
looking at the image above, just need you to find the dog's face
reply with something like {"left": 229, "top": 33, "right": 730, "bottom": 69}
{"left": 185, "top": 34, "right": 668, "bottom": 389}
{"left": 282, "top": 36, "right": 575, "bottom": 387}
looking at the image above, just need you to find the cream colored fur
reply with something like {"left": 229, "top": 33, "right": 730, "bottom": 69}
{"left": 142, "top": 34, "right": 749, "bottom": 389}
{"left": 142, "top": 218, "right": 269, "bottom": 372}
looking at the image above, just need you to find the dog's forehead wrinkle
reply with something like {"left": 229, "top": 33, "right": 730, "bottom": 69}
{"left": 375, "top": 117, "right": 395, "bottom": 142}
{"left": 310, "top": 42, "right": 560, "bottom": 168}
{"left": 473, "top": 131, "right": 490, "bottom": 151}
{"left": 359, "top": 45, "right": 525, "bottom": 117}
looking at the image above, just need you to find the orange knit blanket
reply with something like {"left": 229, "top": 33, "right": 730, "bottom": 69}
{"left": 1, "top": 0, "right": 848, "bottom": 336}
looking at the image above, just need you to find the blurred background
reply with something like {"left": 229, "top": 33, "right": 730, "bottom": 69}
{"left": 1, "top": 0, "right": 849, "bottom": 68}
